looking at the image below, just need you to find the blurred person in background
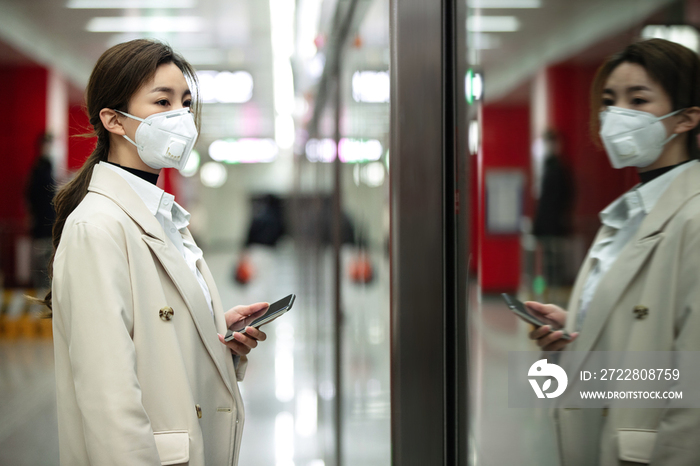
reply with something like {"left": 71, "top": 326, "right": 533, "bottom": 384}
{"left": 43, "top": 39, "right": 268, "bottom": 466}
{"left": 532, "top": 129, "right": 574, "bottom": 300}
{"left": 233, "top": 194, "right": 286, "bottom": 284}
{"left": 525, "top": 38, "right": 700, "bottom": 465}
{"left": 25, "top": 133, "right": 56, "bottom": 290}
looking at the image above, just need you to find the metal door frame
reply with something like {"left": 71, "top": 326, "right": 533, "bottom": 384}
{"left": 390, "top": 0, "right": 469, "bottom": 464}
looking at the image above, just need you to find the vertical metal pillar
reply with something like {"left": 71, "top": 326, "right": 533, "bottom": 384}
{"left": 390, "top": 0, "right": 468, "bottom": 464}
{"left": 332, "top": 64, "right": 343, "bottom": 466}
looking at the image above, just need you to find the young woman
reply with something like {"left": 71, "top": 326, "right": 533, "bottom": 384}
{"left": 47, "top": 39, "right": 267, "bottom": 465}
{"left": 526, "top": 38, "right": 700, "bottom": 465}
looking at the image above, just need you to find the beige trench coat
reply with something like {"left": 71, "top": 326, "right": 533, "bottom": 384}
{"left": 554, "top": 162, "right": 700, "bottom": 466}
{"left": 52, "top": 164, "right": 246, "bottom": 466}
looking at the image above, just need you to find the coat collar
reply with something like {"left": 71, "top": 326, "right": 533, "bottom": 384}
{"left": 563, "top": 162, "right": 700, "bottom": 367}
{"left": 88, "top": 164, "right": 236, "bottom": 396}
{"left": 88, "top": 164, "right": 168, "bottom": 243}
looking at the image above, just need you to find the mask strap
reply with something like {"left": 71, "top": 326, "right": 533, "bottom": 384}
{"left": 661, "top": 133, "right": 678, "bottom": 146}
{"left": 122, "top": 134, "right": 143, "bottom": 151}
{"left": 657, "top": 108, "right": 685, "bottom": 121}
{"left": 658, "top": 108, "right": 686, "bottom": 146}
{"left": 114, "top": 109, "right": 151, "bottom": 125}
{"left": 113, "top": 109, "right": 147, "bottom": 150}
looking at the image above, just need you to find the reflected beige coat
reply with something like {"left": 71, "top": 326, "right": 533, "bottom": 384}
{"left": 52, "top": 164, "right": 246, "bottom": 466}
{"left": 555, "top": 162, "right": 700, "bottom": 466}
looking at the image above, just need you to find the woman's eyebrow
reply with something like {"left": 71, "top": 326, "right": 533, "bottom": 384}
{"left": 149, "top": 86, "right": 175, "bottom": 94}
{"left": 149, "top": 87, "right": 192, "bottom": 99}
{"left": 626, "top": 85, "right": 652, "bottom": 92}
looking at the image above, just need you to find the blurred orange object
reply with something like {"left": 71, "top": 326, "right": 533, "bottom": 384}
{"left": 234, "top": 256, "right": 255, "bottom": 285}
{"left": 349, "top": 253, "right": 374, "bottom": 284}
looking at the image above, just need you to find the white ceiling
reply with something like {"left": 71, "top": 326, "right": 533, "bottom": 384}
{"left": 0, "top": 0, "right": 392, "bottom": 147}
{"left": 1, "top": 0, "right": 676, "bottom": 141}
{"left": 471, "top": 0, "right": 681, "bottom": 102}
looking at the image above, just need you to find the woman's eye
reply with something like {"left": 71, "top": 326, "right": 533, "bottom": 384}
{"left": 631, "top": 98, "right": 648, "bottom": 105}
{"left": 183, "top": 100, "right": 192, "bottom": 108}
{"left": 156, "top": 99, "right": 170, "bottom": 106}
{"left": 602, "top": 98, "right": 614, "bottom": 107}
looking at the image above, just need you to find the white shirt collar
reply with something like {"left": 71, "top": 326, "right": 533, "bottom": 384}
{"left": 599, "top": 160, "right": 697, "bottom": 229}
{"left": 99, "top": 162, "right": 191, "bottom": 230}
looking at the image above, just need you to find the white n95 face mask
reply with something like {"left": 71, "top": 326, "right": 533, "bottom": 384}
{"left": 115, "top": 108, "right": 198, "bottom": 170}
{"left": 599, "top": 106, "right": 683, "bottom": 169}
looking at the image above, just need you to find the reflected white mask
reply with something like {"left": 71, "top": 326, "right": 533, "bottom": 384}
{"left": 116, "top": 108, "right": 198, "bottom": 170}
{"left": 599, "top": 106, "right": 683, "bottom": 169}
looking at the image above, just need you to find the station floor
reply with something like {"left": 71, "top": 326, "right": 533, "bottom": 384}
{"left": 0, "top": 244, "right": 561, "bottom": 466}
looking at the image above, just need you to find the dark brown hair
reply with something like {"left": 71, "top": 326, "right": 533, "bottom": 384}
{"left": 590, "top": 38, "right": 700, "bottom": 159}
{"left": 40, "top": 39, "right": 200, "bottom": 313}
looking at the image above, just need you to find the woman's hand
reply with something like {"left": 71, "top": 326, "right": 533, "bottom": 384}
{"left": 523, "top": 301, "right": 579, "bottom": 351}
{"left": 218, "top": 302, "right": 269, "bottom": 356}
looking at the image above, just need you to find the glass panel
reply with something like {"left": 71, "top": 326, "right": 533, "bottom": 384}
{"left": 468, "top": 1, "right": 695, "bottom": 465}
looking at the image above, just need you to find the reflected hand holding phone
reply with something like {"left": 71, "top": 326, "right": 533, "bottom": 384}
{"left": 501, "top": 293, "right": 571, "bottom": 340}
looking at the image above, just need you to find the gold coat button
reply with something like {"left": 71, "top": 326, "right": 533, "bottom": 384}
{"left": 159, "top": 306, "right": 174, "bottom": 321}
{"left": 195, "top": 404, "right": 202, "bottom": 419}
{"left": 633, "top": 305, "right": 649, "bottom": 320}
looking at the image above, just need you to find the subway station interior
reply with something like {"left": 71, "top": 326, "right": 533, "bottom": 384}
{"left": 1, "top": 0, "right": 699, "bottom": 465}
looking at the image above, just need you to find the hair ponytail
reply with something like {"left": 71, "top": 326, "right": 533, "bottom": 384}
{"left": 39, "top": 39, "right": 200, "bottom": 314}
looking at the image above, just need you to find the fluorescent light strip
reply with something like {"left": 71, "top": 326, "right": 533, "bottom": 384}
{"left": 469, "top": 32, "right": 501, "bottom": 50}
{"left": 467, "top": 16, "right": 520, "bottom": 32}
{"left": 641, "top": 25, "right": 700, "bottom": 53}
{"left": 269, "top": 0, "right": 296, "bottom": 151}
{"left": 305, "top": 138, "right": 383, "bottom": 163}
{"left": 352, "top": 71, "right": 390, "bottom": 103}
{"left": 68, "top": 0, "right": 196, "bottom": 8}
{"left": 209, "top": 139, "right": 278, "bottom": 164}
{"left": 468, "top": 0, "right": 540, "bottom": 8}
{"left": 197, "top": 70, "right": 254, "bottom": 103}
{"left": 86, "top": 16, "right": 204, "bottom": 33}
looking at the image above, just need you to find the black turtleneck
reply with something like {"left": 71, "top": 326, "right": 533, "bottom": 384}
{"left": 639, "top": 159, "right": 693, "bottom": 185}
{"left": 106, "top": 161, "right": 160, "bottom": 186}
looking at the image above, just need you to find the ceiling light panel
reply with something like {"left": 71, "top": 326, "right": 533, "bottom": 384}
{"left": 68, "top": 0, "right": 196, "bottom": 8}
{"left": 641, "top": 25, "right": 700, "bottom": 53}
{"left": 469, "top": 32, "right": 502, "bottom": 50}
{"left": 467, "top": 16, "right": 520, "bottom": 32}
{"left": 197, "top": 70, "right": 254, "bottom": 103}
{"left": 352, "top": 71, "right": 390, "bottom": 103}
{"left": 86, "top": 16, "right": 204, "bottom": 33}
{"left": 468, "top": 0, "right": 541, "bottom": 8}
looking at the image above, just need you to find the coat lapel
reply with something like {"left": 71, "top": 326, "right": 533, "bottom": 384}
{"left": 562, "top": 162, "right": 700, "bottom": 375}
{"left": 192, "top": 248, "right": 245, "bottom": 394}
{"left": 88, "top": 164, "right": 234, "bottom": 397}
{"left": 571, "top": 231, "right": 662, "bottom": 355}
{"left": 141, "top": 235, "right": 234, "bottom": 396}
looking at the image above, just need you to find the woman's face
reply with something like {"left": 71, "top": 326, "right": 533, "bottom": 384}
{"left": 120, "top": 62, "right": 192, "bottom": 143}
{"left": 601, "top": 62, "right": 675, "bottom": 134}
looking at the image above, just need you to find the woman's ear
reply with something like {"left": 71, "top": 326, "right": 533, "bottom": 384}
{"left": 99, "top": 108, "right": 126, "bottom": 136}
{"left": 674, "top": 107, "right": 700, "bottom": 134}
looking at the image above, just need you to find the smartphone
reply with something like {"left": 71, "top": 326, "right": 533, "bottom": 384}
{"left": 224, "top": 294, "right": 296, "bottom": 342}
{"left": 501, "top": 293, "right": 571, "bottom": 340}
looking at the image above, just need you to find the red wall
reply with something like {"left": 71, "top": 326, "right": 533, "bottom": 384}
{"left": 0, "top": 65, "right": 48, "bottom": 286}
{"left": 0, "top": 65, "right": 47, "bottom": 221}
{"left": 479, "top": 104, "right": 531, "bottom": 293}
